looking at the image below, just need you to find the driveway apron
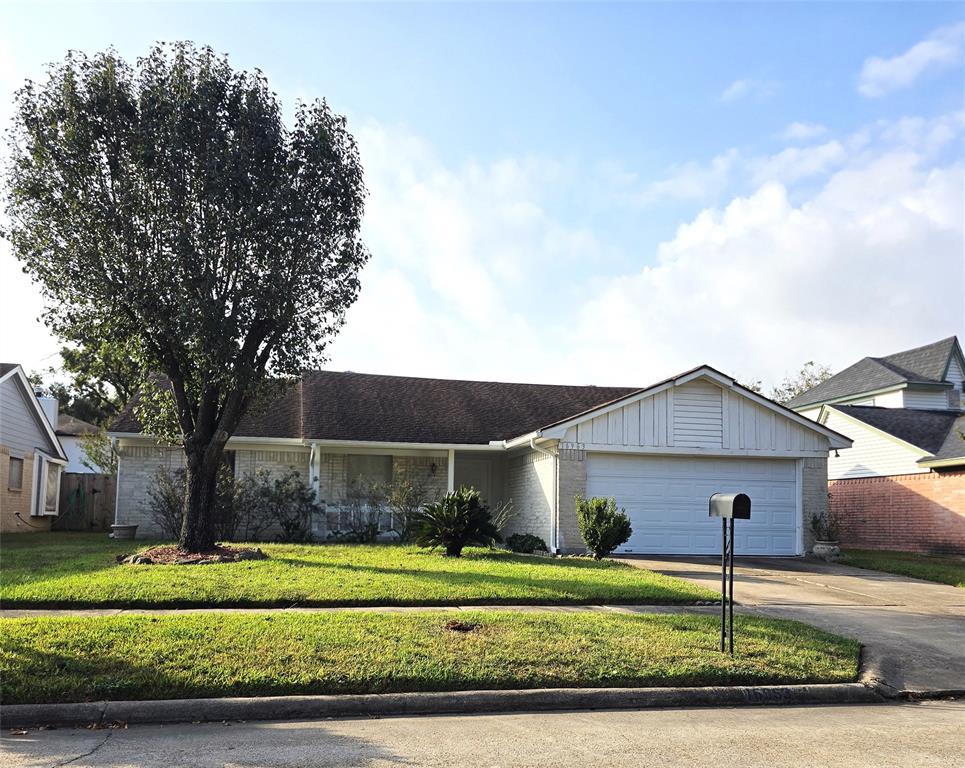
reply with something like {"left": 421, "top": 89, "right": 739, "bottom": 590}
{"left": 617, "top": 556, "right": 965, "bottom": 695}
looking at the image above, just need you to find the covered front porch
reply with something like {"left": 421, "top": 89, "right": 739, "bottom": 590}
{"left": 307, "top": 443, "right": 512, "bottom": 539}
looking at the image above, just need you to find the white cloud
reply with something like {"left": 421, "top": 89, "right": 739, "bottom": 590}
{"left": 858, "top": 22, "right": 965, "bottom": 98}
{"left": 750, "top": 140, "right": 847, "bottom": 186}
{"left": 563, "top": 146, "right": 964, "bottom": 387}
{"left": 719, "top": 78, "right": 777, "bottom": 103}
{"left": 781, "top": 122, "right": 827, "bottom": 142}
{"left": 1, "top": 82, "right": 962, "bottom": 392}
{"left": 332, "top": 112, "right": 964, "bottom": 388}
{"left": 636, "top": 149, "right": 739, "bottom": 203}
{"left": 323, "top": 121, "right": 601, "bottom": 382}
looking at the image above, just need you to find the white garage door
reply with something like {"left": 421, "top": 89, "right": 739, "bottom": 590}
{"left": 585, "top": 454, "right": 800, "bottom": 555}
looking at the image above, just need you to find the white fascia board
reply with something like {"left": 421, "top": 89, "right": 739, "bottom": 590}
{"left": 919, "top": 456, "right": 965, "bottom": 469}
{"left": 306, "top": 438, "right": 503, "bottom": 452}
{"left": 109, "top": 433, "right": 504, "bottom": 453}
{"left": 10, "top": 366, "right": 68, "bottom": 461}
{"left": 823, "top": 406, "right": 931, "bottom": 457}
{"left": 496, "top": 431, "right": 543, "bottom": 450}
{"left": 580, "top": 444, "right": 832, "bottom": 458}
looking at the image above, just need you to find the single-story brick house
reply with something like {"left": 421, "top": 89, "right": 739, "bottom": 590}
{"left": 109, "top": 365, "right": 851, "bottom": 555}
{"left": 789, "top": 336, "right": 965, "bottom": 554}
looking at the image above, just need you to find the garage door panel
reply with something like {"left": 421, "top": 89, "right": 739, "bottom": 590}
{"left": 586, "top": 454, "right": 800, "bottom": 555}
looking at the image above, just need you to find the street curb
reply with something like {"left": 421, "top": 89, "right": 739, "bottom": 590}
{"left": 1, "top": 683, "right": 882, "bottom": 728}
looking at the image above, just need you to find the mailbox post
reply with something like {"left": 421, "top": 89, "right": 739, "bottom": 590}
{"left": 708, "top": 492, "right": 751, "bottom": 655}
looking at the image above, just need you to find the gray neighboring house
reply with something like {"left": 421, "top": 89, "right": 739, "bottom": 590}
{"left": 0, "top": 363, "right": 68, "bottom": 534}
{"left": 109, "top": 365, "right": 850, "bottom": 555}
{"left": 788, "top": 336, "right": 965, "bottom": 478}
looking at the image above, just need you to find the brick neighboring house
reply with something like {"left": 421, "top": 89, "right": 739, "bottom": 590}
{"left": 788, "top": 336, "right": 965, "bottom": 554}
{"left": 109, "top": 365, "right": 850, "bottom": 555}
{"left": 0, "top": 363, "right": 68, "bottom": 533}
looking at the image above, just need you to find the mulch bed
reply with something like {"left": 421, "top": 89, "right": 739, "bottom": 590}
{"left": 118, "top": 544, "right": 267, "bottom": 566}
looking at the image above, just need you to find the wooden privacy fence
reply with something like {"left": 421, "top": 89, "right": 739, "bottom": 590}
{"left": 55, "top": 473, "right": 116, "bottom": 532}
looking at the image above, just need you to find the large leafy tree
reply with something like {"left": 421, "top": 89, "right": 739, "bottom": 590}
{"left": 4, "top": 43, "right": 368, "bottom": 550}
{"left": 770, "top": 361, "right": 833, "bottom": 404}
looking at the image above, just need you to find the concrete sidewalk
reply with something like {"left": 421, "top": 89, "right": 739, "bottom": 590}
{"left": 618, "top": 556, "right": 965, "bottom": 696}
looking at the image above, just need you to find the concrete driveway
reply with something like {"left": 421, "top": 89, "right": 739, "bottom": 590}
{"left": 617, "top": 556, "right": 965, "bottom": 696}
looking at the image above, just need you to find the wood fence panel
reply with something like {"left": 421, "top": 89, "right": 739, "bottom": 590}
{"left": 55, "top": 473, "right": 116, "bottom": 532}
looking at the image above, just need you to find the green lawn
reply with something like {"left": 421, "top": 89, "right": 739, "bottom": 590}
{"left": 0, "top": 534, "right": 716, "bottom": 607}
{"left": 0, "top": 611, "right": 859, "bottom": 704}
{"left": 840, "top": 549, "right": 965, "bottom": 588}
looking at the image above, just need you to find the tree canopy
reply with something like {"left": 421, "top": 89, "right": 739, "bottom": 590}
{"left": 4, "top": 43, "right": 369, "bottom": 549}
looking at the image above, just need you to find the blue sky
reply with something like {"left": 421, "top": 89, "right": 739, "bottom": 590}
{"left": 1, "top": 2, "right": 963, "bottom": 387}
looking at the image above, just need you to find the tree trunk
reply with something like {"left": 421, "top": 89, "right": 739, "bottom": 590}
{"left": 179, "top": 444, "right": 224, "bottom": 552}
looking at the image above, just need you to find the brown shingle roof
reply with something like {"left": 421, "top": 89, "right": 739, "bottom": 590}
{"left": 56, "top": 414, "right": 100, "bottom": 437}
{"left": 110, "top": 371, "right": 640, "bottom": 445}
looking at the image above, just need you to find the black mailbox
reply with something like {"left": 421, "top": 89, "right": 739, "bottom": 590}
{"left": 708, "top": 492, "right": 751, "bottom": 520}
{"left": 709, "top": 492, "right": 751, "bottom": 655}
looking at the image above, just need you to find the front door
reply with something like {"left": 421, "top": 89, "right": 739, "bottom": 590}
{"left": 454, "top": 457, "right": 494, "bottom": 505}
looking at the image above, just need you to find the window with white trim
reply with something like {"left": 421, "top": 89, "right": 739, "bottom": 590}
{"left": 31, "top": 454, "right": 62, "bottom": 516}
{"left": 8, "top": 456, "right": 23, "bottom": 491}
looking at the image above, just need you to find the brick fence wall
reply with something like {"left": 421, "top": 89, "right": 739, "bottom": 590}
{"left": 829, "top": 471, "right": 965, "bottom": 554}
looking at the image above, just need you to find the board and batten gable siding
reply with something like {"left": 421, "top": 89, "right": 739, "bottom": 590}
{"left": 562, "top": 380, "right": 827, "bottom": 454}
{"left": 822, "top": 409, "right": 928, "bottom": 480}
{"left": 0, "top": 377, "right": 54, "bottom": 457}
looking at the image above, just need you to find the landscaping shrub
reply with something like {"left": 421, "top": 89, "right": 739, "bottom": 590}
{"left": 575, "top": 495, "right": 632, "bottom": 559}
{"left": 147, "top": 465, "right": 237, "bottom": 542}
{"left": 234, "top": 469, "right": 317, "bottom": 543}
{"left": 506, "top": 533, "right": 548, "bottom": 554}
{"left": 412, "top": 486, "right": 501, "bottom": 557}
{"left": 385, "top": 477, "right": 430, "bottom": 542}
{"left": 147, "top": 467, "right": 187, "bottom": 540}
{"left": 335, "top": 479, "right": 387, "bottom": 543}
{"left": 811, "top": 507, "right": 840, "bottom": 542}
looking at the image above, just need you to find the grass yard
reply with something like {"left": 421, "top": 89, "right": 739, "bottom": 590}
{"left": 0, "top": 534, "right": 717, "bottom": 607}
{"left": 839, "top": 549, "right": 965, "bottom": 588}
{"left": 0, "top": 611, "right": 859, "bottom": 704}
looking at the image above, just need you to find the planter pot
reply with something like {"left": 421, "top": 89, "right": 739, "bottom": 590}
{"left": 110, "top": 524, "right": 139, "bottom": 540}
{"left": 812, "top": 540, "right": 841, "bottom": 562}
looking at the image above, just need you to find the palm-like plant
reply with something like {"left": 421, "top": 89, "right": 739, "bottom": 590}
{"left": 412, "top": 486, "right": 501, "bottom": 557}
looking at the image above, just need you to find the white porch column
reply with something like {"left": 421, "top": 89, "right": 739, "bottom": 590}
{"left": 447, "top": 448, "right": 455, "bottom": 493}
{"left": 310, "top": 443, "right": 322, "bottom": 503}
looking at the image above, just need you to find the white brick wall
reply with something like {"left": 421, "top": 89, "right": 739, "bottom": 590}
{"left": 116, "top": 445, "right": 310, "bottom": 538}
{"left": 557, "top": 449, "right": 588, "bottom": 554}
{"left": 115, "top": 444, "right": 186, "bottom": 537}
{"left": 504, "top": 449, "right": 553, "bottom": 543}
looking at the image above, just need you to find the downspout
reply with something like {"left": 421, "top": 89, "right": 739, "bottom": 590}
{"left": 529, "top": 437, "right": 559, "bottom": 554}
{"left": 111, "top": 438, "right": 121, "bottom": 527}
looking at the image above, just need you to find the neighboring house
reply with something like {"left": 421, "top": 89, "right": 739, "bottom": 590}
{"left": 788, "top": 336, "right": 965, "bottom": 554}
{"left": 55, "top": 413, "right": 108, "bottom": 474}
{"left": 109, "top": 365, "right": 850, "bottom": 555}
{"left": 0, "top": 363, "right": 68, "bottom": 533}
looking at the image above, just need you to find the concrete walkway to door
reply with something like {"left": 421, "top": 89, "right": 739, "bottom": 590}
{"left": 616, "top": 555, "right": 965, "bottom": 696}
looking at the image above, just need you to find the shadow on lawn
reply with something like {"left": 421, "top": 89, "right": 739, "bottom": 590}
{"left": 268, "top": 556, "right": 706, "bottom": 604}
